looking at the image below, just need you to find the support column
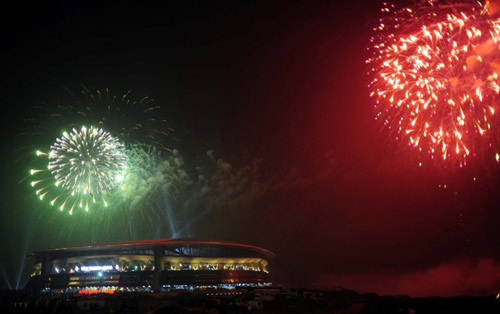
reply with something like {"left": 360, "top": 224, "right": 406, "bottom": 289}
{"left": 35, "top": 254, "right": 52, "bottom": 294}
{"left": 153, "top": 246, "right": 162, "bottom": 292}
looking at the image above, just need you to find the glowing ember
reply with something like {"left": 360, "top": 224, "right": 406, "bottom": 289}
{"left": 367, "top": 0, "right": 500, "bottom": 166}
{"left": 31, "top": 126, "right": 127, "bottom": 214}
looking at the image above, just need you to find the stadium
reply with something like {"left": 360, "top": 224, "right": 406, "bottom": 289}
{"left": 25, "top": 238, "right": 274, "bottom": 294}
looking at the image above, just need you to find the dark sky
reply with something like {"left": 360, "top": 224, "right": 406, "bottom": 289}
{"left": 1, "top": 0, "right": 500, "bottom": 297}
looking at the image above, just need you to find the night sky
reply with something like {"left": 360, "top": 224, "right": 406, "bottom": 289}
{"left": 1, "top": 0, "right": 500, "bottom": 297}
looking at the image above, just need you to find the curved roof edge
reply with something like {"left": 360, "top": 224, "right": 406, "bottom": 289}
{"left": 27, "top": 237, "right": 275, "bottom": 259}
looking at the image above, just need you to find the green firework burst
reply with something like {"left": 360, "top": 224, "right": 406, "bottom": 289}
{"left": 31, "top": 126, "right": 127, "bottom": 214}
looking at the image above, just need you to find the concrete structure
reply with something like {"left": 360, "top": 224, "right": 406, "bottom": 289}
{"left": 26, "top": 238, "right": 274, "bottom": 294}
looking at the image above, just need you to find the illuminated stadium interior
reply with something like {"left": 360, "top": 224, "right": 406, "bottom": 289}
{"left": 26, "top": 238, "right": 274, "bottom": 294}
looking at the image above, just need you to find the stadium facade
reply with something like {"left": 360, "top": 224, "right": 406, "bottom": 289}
{"left": 26, "top": 238, "right": 274, "bottom": 294}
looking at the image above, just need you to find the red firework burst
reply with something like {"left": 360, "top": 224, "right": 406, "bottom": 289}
{"left": 367, "top": 0, "right": 500, "bottom": 166}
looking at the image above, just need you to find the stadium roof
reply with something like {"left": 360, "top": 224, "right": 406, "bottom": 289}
{"left": 27, "top": 238, "right": 275, "bottom": 259}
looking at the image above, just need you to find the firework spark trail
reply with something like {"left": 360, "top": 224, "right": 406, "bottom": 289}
{"left": 24, "top": 87, "right": 176, "bottom": 217}
{"left": 21, "top": 86, "right": 173, "bottom": 153}
{"left": 367, "top": 0, "right": 500, "bottom": 166}
{"left": 31, "top": 126, "right": 127, "bottom": 214}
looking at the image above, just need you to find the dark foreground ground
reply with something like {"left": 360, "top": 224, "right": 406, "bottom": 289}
{"left": 1, "top": 287, "right": 500, "bottom": 314}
